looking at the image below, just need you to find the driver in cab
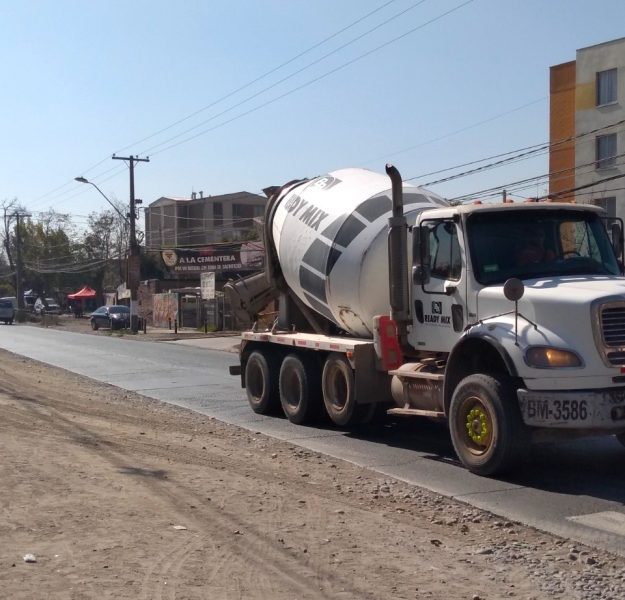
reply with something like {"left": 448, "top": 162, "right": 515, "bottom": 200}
{"left": 515, "top": 226, "right": 556, "bottom": 266}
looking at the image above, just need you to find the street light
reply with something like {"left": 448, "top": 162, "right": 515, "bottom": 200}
{"left": 75, "top": 175, "right": 137, "bottom": 329}
{"left": 74, "top": 177, "right": 129, "bottom": 224}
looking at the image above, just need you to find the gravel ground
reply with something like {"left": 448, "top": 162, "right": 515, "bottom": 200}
{"left": 1, "top": 346, "right": 624, "bottom": 599}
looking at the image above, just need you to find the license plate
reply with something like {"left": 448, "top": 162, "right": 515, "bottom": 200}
{"left": 521, "top": 397, "right": 590, "bottom": 426}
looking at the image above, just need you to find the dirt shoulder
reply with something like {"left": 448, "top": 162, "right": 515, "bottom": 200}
{"left": 1, "top": 349, "right": 624, "bottom": 599}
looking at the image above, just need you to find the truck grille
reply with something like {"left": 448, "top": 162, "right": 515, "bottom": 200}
{"left": 596, "top": 301, "right": 625, "bottom": 367}
{"left": 607, "top": 351, "right": 625, "bottom": 366}
{"left": 601, "top": 305, "right": 625, "bottom": 347}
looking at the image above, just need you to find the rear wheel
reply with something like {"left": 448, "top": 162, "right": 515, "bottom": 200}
{"left": 91, "top": 320, "right": 98, "bottom": 331}
{"left": 244, "top": 350, "right": 280, "bottom": 414}
{"left": 322, "top": 353, "right": 375, "bottom": 426}
{"left": 279, "top": 353, "right": 321, "bottom": 424}
{"left": 449, "top": 373, "right": 527, "bottom": 476}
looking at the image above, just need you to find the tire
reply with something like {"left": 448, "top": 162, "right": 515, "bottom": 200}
{"left": 322, "top": 353, "right": 375, "bottom": 426}
{"left": 616, "top": 432, "right": 625, "bottom": 449}
{"left": 91, "top": 320, "right": 98, "bottom": 331}
{"left": 244, "top": 350, "right": 280, "bottom": 415}
{"left": 279, "top": 353, "right": 322, "bottom": 424}
{"left": 449, "top": 373, "right": 527, "bottom": 476}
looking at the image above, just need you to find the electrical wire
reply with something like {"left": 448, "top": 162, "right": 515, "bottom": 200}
{"left": 29, "top": 0, "right": 403, "bottom": 208}
{"left": 367, "top": 97, "right": 547, "bottom": 167}
{"left": 26, "top": 254, "right": 124, "bottom": 274}
{"left": 449, "top": 151, "right": 625, "bottom": 203}
{"left": 409, "top": 118, "right": 625, "bottom": 186}
{"left": 145, "top": 1, "right": 475, "bottom": 158}
{"left": 139, "top": 0, "right": 433, "bottom": 157}
{"left": 115, "top": 0, "right": 404, "bottom": 155}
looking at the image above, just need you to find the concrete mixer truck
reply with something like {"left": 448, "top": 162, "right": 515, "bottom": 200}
{"left": 226, "top": 165, "right": 625, "bottom": 475}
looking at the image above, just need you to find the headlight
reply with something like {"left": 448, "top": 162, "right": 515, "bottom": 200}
{"left": 525, "top": 347, "right": 583, "bottom": 369}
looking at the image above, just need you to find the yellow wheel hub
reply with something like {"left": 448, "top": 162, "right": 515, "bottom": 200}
{"left": 466, "top": 407, "right": 489, "bottom": 445}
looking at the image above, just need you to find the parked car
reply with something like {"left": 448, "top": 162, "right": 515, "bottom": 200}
{"left": 0, "top": 299, "right": 15, "bottom": 324}
{"left": 34, "top": 297, "right": 61, "bottom": 315}
{"left": 90, "top": 305, "right": 130, "bottom": 330}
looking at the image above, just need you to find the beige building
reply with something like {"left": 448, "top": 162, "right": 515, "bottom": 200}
{"left": 550, "top": 37, "right": 624, "bottom": 219}
{"left": 145, "top": 190, "right": 266, "bottom": 249}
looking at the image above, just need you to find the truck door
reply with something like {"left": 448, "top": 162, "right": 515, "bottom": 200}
{"left": 408, "top": 218, "right": 467, "bottom": 352}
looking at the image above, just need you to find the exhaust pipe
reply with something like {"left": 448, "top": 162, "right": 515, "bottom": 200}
{"left": 386, "top": 164, "right": 409, "bottom": 345}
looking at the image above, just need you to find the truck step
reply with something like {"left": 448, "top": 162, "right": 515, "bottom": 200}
{"left": 388, "top": 370, "right": 444, "bottom": 381}
{"left": 387, "top": 407, "right": 445, "bottom": 418}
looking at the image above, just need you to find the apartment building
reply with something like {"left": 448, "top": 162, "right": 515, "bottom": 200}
{"left": 145, "top": 190, "right": 266, "bottom": 249}
{"left": 549, "top": 37, "right": 624, "bottom": 219}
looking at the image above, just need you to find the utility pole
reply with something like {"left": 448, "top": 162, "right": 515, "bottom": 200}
{"left": 14, "top": 213, "right": 24, "bottom": 310}
{"left": 112, "top": 154, "right": 150, "bottom": 332}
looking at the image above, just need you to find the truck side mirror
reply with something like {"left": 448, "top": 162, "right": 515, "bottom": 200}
{"left": 412, "top": 225, "right": 431, "bottom": 285}
{"left": 412, "top": 264, "right": 430, "bottom": 285}
{"left": 419, "top": 225, "right": 431, "bottom": 264}
{"left": 611, "top": 222, "right": 623, "bottom": 260}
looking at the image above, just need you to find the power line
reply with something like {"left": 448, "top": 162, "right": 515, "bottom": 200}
{"left": 543, "top": 173, "right": 625, "bottom": 202}
{"left": 28, "top": 0, "right": 402, "bottom": 208}
{"left": 145, "top": 0, "right": 475, "bottom": 158}
{"left": 139, "top": 0, "right": 433, "bottom": 157}
{"left": 116, "top": 0, "right": 404, "bottom": 155}
{"left": 367, "top": 97, "right": 547, "bottom": 167}
{"left": 31, "top": 1, "right": 475, "bottom": 216}
{"left": 448, "top": 150, "right": 625, "bottom": 203}
{"left": 409, "top": 118, "right": 625, "bottom": 187}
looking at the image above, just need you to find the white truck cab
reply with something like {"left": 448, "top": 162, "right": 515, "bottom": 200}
{"left": 405, "top": 201, "right": 625, "bottom": 472}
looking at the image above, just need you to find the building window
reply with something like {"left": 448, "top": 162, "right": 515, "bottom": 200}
{"left": 213, "top": 202, "right": 223, "bottom": 226}
{"left": 233, "top": 203, "right": 257, "bottom": 229}
{"left": 595, "top": 196, "right": 616, "bottom": 218}
{"left": 596, "top": 134, "right": 617, "bottom": 169}
{"left": 429, "top": 221, "right": 462, "bottom": 281}
{"left": 597, "top": 68, "right": 617, "bottom": 106}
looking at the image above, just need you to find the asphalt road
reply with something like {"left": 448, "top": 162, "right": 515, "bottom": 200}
{"left": 2, "top": 324, "right": 625, "bottom": 557}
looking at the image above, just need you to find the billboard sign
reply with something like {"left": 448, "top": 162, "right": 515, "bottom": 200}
{"left": 161, "top": 242, "right": 264, "bottom": 276}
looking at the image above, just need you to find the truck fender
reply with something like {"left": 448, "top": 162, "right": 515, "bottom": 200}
{"left": 443, "top": 332, "right": 519, "bottom": 415}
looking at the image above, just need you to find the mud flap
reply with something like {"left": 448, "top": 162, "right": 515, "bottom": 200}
{"left": 353, "top": 343, "right": 393, "bottom": 405}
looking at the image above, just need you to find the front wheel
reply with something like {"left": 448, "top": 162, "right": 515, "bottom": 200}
{"left": 449, "top": 373, "right": 527, "bottom": 476}
{"left": 279, "top": 354, "right": 321, "bottom": 425}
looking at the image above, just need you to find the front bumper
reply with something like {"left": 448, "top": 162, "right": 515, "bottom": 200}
{"left": 517, "top": 387, "right": 625, "bottom": 429}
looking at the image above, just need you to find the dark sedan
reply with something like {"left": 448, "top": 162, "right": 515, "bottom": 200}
{"left": 90, "top": 305, "right": 130, "bottom": 331}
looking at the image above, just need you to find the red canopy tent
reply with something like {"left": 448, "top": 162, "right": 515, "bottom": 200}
{"left": 67, "top": 286, "right": 97, "bottom": 300}
{"left": 67, "top": 286, "right": 97, "bottom": 317}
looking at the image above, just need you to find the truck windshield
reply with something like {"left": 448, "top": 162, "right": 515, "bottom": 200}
{"left": 467, "top": 209, "right": 621, "bottom": 284}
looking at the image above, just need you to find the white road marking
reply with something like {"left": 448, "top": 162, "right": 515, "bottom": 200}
{"left": 567, "top": 511, "right": 625, "bottom": 537}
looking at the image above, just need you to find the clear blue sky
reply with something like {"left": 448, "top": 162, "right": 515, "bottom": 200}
{"left": 1, "top": 0, "right": 624, "bottom": 226}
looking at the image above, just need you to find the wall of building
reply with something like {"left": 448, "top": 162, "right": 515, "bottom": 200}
{"left": 145, "top": 192, "right": 267, "bottom": 249}
{"left": 549, "top": 61, "right": 576, "bottom": 196}
{"left": 575, "top": 38, "right": 625, "bottom": 219}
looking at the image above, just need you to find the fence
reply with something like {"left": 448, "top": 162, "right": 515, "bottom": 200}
{"left": 151, "top": 291, "right": 234, "bottom": 331}
{"left": 203, "top": 292, "right": 234, "bottom": 331}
